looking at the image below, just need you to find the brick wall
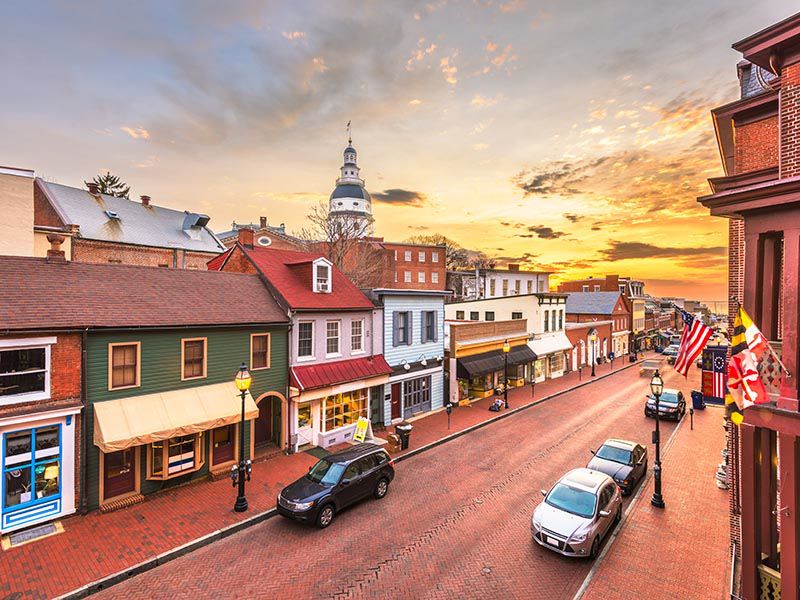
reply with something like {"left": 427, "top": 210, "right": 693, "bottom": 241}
{"left": 382, "top": 243, "right": 447, "bottom": 290}
{"left": 734, "top": 116, "right": 779, "bottom": 173}
{"left": 781, "top": 61, "right": 800, "bottom": 177}
{"left": 72, "top": 239, "right": 217, "bottom": 270}
{"left": 219, "top": 246, "right": 259, "bottom": 274}
{"left": 448, "top": 319, "right": 527, "bottom": 352}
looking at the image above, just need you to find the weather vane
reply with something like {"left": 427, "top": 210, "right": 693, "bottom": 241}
{"left": 346, "top": 120, "right": 352, "bottom": 144}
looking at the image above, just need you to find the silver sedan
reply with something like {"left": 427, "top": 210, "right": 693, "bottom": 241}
{"left": 531, "top": 468, "right": 622, "bottom": 558}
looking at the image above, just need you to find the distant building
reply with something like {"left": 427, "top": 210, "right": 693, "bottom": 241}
{"left": 446, "top": 264, "right": 550, "bottom": 302}
{"left": 557, "top": 274, "right": 644, "bottom": 298}
{"left": 0, "top": 166, "right": 36, "bottom": 257}
{"left": 328, "top": 137, "right": 374, "bottom": 237}
{"left": 216, "top": 216, "right": 304, "bottom": 251}
{"left": 565, "top": 292, "right": 631, "bottom": 358}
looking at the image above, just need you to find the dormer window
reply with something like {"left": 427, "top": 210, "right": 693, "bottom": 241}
{"left": 313, "top": 258, "right": 332, "bottom": 293}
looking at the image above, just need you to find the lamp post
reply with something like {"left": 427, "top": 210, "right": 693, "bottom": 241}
{"left": 650, "top": 370, "right": 666, "bottom": 509}
{"left": 502, "top": 339, "right": 510, "bottom": 409}
{"left": 590, "top": 331, "right": 597, "bottom": 377}
{"left": 232, "top": 363, "right": 252, "bottom": 512}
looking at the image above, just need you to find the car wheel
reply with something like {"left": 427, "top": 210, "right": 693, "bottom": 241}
{"left": 374, "top": 478, "right": 389, "bottom": 499}
{"left": 614, "top": 506, "right": 622, "bottom": 526}
{"left": 590, "top": 537, "right": 600, "bottom": 558}
{"left": 316, "top": 504, "right": 335, "bottom": 529}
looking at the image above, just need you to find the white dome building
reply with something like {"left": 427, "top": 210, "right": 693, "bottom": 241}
{"left": 329, "top": 138, "right": 374, "bottom": 237}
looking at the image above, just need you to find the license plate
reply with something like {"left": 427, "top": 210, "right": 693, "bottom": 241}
{"left": 546, "top": 536, "right": 559, "bottom": 546}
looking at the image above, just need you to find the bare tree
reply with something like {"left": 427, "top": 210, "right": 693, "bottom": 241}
{"left": 405, "top": 233, "right": 469, "bottom": 270}
{"left": 296, "top": 201, "right": 387, "bottom": 288}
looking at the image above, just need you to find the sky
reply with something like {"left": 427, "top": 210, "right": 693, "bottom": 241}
{"left": 0, "top": 1, "right": 793, "bottom": 306}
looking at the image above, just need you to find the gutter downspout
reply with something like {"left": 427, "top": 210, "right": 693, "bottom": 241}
{"left": 79, "top": 328, "right": 89, "bottom": 515}
{"left": 286, "top": 311, "right": 294, "bottom": 455}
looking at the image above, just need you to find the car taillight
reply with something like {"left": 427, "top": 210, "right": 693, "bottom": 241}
{"left": 389, "top": 459, "right": 395, "bottom": 466}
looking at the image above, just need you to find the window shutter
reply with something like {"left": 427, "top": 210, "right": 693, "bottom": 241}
{"left": 407, "top": 312, "right": 413, "bottom": 345}
{"left": 421, "top": 311, "right": 428, "bottom": 343}
{"left": 433, "top": 311, "right": 438, "bottom": 342}
{"left": 393, "top": 312, "right": 399, "bottom": 347}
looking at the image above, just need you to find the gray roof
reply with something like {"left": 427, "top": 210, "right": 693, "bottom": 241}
{"left": 38, "top": 180, "right": 225, "bottom": 253}
{"left": 330, "top": 183, "right": 370, "bottom": 201}
{"left": 565, "top": 291, "right": 623, "bottom": 315}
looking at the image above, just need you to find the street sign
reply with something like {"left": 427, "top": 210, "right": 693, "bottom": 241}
{"left": 353, "top": 417, "right": 369, "bottom": 443}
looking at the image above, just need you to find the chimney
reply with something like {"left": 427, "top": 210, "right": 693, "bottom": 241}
{"left": 238, "top": 227, "right": 255, "bottom": 248}
{"left": 46, "top": 233, "right": 66, "bottom": 262}
{"left": 507, "top": 263, "right": 520, "bottom": 271}
{"left": 260, "top": 216, "right": 267, "bottom": 229}
{"left": 140, "top": 195, "right": 151, "bottom": 207}
{"left": 87, "top": 182, "right": 100, "bottom": 196}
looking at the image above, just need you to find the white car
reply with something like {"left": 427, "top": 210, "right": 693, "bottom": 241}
{"left": 531, "top": 468, "right": 622, "bottom": 558}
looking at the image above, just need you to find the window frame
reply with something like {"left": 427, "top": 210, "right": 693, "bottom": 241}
{"left": 431, "top": 252, "right": 439, "bottom": 263}
{"left": 404, "top": 250, "right": 412, "bottom": 262}
{"left": 2, "top": 424, "right": 62, "bottom": 513}
{"left": 544, "top": 310, "right": 549, "bottom": 332}
{"left": 512, "top": 312, "right": 523, "bottom": 320}
{"left": 485, "top": 311, "right": 495, "bottom": 321}
{"left": 394, "top": 311, "right": 412, "bottom": 346}
{"left": 313, "top": 259, "right": 332, "bottom": 293}
{"left": 180, "top": 337, "right": 207, "bottom": 381}
{"left": 326, "top": 320, "right": 341, "bottom": 357}
{"left": 469, "top": 311, "right": 479, "bottom": 321}
{"left": 250, "top": 333, "right": 271, "bottom": 370}
{"left": 297, "top": 321, "right": 315, "bottom": 360}
{"left": 146, "top": 432, "right": 206, "bottom": 480}
{"left": 418, "top": 271, "right": 426, "bottom": 283}
{"left": 431, "top": 271, "right": 439, "bottom": 284}
{"left": 418, "top": 251, "right": 425, "bottom": 262}
{"left": 351, "top": 319, "right": 364, "bottom": 354}
{"left": 455, "top": 310, "right": 465, "bottom": 320}
{"left": 422, "top": 311, "right": 437, "bottom": 343}
{"left": 0, "top": 337, "right": 54, "bottom": 405}
{"left": 108, "top": 342, "right": 141, "bottom": 391}
{"left": 404, "top": 271, "right": 412, "bottom": 283}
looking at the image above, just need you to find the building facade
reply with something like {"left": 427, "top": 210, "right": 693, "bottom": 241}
{"left": 216, "top": 217, "right": 305, "bottom": 251}
{"left": 0, "top": 166, "right": 36, "bottom": 258}
{"left": 564, "top": 321, "right": 613, "bottom": 372}
{"left": 565, "top": 292, "right": 631, "bottom": 360}
{"left": 446, "top": 265, "right": 550, "bottom": 301}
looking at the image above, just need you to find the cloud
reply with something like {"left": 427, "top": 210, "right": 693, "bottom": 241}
{"left": 562, "top": 213, "right": 583, "bottom": 223}
{"left": 490, "top": 44, "right": 517, "bottom": 67}
{"left": 599, "top": 240, "right": 725, "bottom": 262}
{"left": 499, "top": 0, "right": 526, "bottom": 13}
{"left": 440, "top": 53, "right": 458, "bottom": 85}
{"left": 406, "top": 37, "right": 437, "bottom": 71}
{"left": 409, "top": 98, "right": 422, "bottom": 105}
{"left": 524, "top": 225, "right": 567, "bottom": 239}
{"left": 589, "top": 108, "right": 607, "bottom": 121}
{"left": 473, "top": 143, "right": 489, "bottom": 151}
{"left": 471, "top": 93, "right": 501, "bottom": 108}
{"left": 281, "top": 31, "right": 306, "bottom": 41}
{"left": 120, "top": 126, "right": 150, "bottom": 139}
{"left": 371, "top": 188, "right": 428, "bottom": 207}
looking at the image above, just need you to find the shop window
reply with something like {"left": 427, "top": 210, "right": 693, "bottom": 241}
{"left": 109, "top": 342, "right": 140, "bottom": 390}
{"left": 298, "top": 322, "right": 314, "bottom": 358}
{"left": 251, "top": 333, "right": 271, "bottom": 369}
{"left": 470, "top": 311, "right": 479, "bottom": 321}
{"left": 326, "top": 321, "right": 340, "bottom": 356}
{"left": 549, "top": 353, "right": 564, "bottom": 373}
{"left": 147, "top": 433, "right": 205, "bottom": 480}
{"left": 181, "top": 338, "right": 206, "bottom": 380}
{"left": 485, "top": 311, "right": 495, "bottom": 321}
{"left": 0, "top": 343, "right": 50, "bottom": 403}
{"left": 351, "top": 320, "right": 364, "bottom": 353}
{"left": 512, "top": 312, "right": 523, "bottom": 320}
{"left": 456, "top": 311, "right": 465, "bottom": 320}
{"left": 324, "top": 389, "right": 368, "bottom": 431}
{"left": 3, "top": 426, "right": 61, "bottom": 513}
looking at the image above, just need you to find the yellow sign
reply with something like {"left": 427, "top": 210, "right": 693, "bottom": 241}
{"left": 353, "top": 417, "right": 369, "bottom": 443}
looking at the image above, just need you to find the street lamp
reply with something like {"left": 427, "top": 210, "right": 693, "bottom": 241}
{"left": 502, "top": 339, "right": 510, "bottom": 409}
{"left": 650, "top": 369, "right": 665, "bottom": 509}
{"left": 590, "top": 331, "right": 597, "bottom": 377}
{"left": 232, "top": 363, "right": 252, "bottom": 512}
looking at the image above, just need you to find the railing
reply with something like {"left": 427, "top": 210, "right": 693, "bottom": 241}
{"left": 759, "top": 341, "right": 784, "bottom": 402}
{"left": 758, "top": 563, "right": 781, "bottom": 600}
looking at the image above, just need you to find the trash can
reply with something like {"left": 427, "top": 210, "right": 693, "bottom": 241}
{"left": 629, "top": 354, "right": 636, "bottom": 363}
{"left": 691, "top": 390, "right": 705, "bottom": 410}
{"left": 395, "top": 423, "right": 413, "bottom": 450}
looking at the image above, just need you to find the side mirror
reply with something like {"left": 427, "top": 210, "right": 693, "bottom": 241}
{"left": 308, "top": 466, "right": 313, "bottom": 472}
{"left": 589, "top": 449, "right": 596, "bottom": 456}
{"left": 599, "top": 510, "right": 611, "bottom": 518}
{"left": 540, "top": 489, "right": 547, "bottom": 497}
{"left": 341, "top": 479, "right": 352, "bottom": 486}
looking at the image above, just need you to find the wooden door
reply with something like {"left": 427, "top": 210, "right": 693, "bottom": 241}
{"left": 390, "top": 383, "right": 402, "bottom": 420}
{"left": 103, "top": 448, "right": 136, "bottom": 500}
{"left": 212, "top": 424, "right": 236, "bottom": 464}
{"left": 254, "top": 398, "right": 272, "bottom": 446}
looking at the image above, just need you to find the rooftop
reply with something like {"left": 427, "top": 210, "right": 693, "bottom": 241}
{"left": 565, "top": 291, "right": 624, "bottom": 315}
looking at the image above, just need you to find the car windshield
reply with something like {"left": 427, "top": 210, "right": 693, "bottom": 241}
{"left": 546, "top": 483, "right": 597, "bottom": 518}
{"left": 307, "top": 459, "right": 346, "bottom": 486}
{"left": 596, "top": 445, "right": 632, "bottom": 465}
{"left": 648, "top": 391, "right": 678, "bottom": 404}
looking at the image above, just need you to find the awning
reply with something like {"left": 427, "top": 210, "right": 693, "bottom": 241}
{"left": 529, "top": 333, "right": 572, "bottom": 357}
{"left": 93, "top": 381, "right": 258, "bottom": 453}
{"left": 291, "top": 355, "right": 393, "bottom": 392}
{"left": 457, "top": 345, "right": 537, "bottom": 379}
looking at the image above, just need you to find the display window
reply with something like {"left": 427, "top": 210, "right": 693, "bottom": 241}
{"left": 324, "top": 389, "right": 368, "bottom": 431}
{"left": 3, "top": 425, "right": 61, "bottom": 512}
{"left": 146, "top": 432, "right": 205, "bottom": 480}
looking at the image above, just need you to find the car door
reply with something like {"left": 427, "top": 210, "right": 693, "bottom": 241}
{"left": 632, "top": 446, "right": 645, "bottom": 480}
{"left": 596, "top": 485, "right": 614, "bottom": 536}
{"left": 337, "top": 461, "right": 363, "bottom": 508}
{"left": 357, "top": 454, "right": 380, "bottom": 497}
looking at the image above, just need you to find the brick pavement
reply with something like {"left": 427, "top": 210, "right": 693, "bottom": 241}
{"left": 90, "top": 359, "right": 699, "bottom": 600}
{"left": 579, "top": 395, "right": 729, "bottom": 600}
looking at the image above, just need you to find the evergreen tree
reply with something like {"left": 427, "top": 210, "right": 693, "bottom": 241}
{"left": 85, "top": 171, "right": 130, "bottom": 198}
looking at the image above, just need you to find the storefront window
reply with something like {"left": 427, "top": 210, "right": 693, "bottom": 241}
{"left": 147, "top": 433, "right": 204, "bottom": 480}
{"left": 549, "top": 353, "right": 564, "bottom": 373}
{"left": 324, "top": 389, "right": 368, "bottom": 431}
{"left": 534, "top": 359, "right": 546, "bottom": 381}
{"left": 2, "top": 426, "right": 61, "bottom": 511}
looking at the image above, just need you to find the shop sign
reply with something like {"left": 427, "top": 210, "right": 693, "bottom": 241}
{"left": 353, "top": 417, "right": 369, "bottom": 443}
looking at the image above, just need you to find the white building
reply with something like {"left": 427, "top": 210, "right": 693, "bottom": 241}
{"left": 446, "top": 265, "right": 551, "bottom": 301}
{"left": 328, "top": 137, "right": 374, "bottom": 237}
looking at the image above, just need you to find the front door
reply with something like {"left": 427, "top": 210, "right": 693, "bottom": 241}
{"left": 103, "top": 448, "right": 136, "bottom": 501}
{"left": 254, "top": 398, "right": 272, "bottom": 446}
{"left": 390, "top": 383, "right": 401, "bottom": 420}
{"left": 296, "top": 402, "right": 314, "bottom": 446}
{"left": 212, "top": 424, "right": 236, "bottom": 465}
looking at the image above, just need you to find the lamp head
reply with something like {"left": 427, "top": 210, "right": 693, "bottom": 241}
{"left": 502, "top": 339, "right": 510, "bottom": 354}
{"left": 235, "top": 363, "right": 252, "bottom": 391}
{"left": 650, "top": 370, "right": 664, "bottom": 397}
{"left": 403, "top": 361, "right": 411, "bottom": 371}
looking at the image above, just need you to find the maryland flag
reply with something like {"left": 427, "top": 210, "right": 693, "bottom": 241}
{"left": 727, "top": 307, "right": 769, "bottom": 423}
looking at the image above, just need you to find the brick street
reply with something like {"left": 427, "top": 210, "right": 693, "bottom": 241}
{"left": 91, "top": 362, "right": 720, "bottom": 600}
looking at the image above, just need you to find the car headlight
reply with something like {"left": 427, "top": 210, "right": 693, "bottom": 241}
{"left": 569, "top": 531, "right": 588, "bottom": 543}
{"left": 532, "top": 517, "right": 542, "bottom": 532}
{"left": 292, "top": 500, "right": 315, "bottom": 511}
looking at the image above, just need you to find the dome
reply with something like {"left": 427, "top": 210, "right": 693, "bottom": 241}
{"left": 344, "top": 145, "right": 357, "bottom": 154}
{"left": 330, "top": 184, "right": 370, "bottom": 202}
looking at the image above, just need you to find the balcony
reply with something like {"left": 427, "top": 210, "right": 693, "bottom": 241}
{"left": 758, "top": 562, "right": 781, "bottom": 599}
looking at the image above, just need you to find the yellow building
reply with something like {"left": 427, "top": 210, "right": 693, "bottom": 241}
{"left": 0, "top": 166, "right": 35, "bottom": 256}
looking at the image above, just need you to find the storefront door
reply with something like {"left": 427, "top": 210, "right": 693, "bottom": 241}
{"left": 390, "top": 383, "right": 401, "bottom": 420}
{"left": 296, "top": 403, "right": 313, "bottom": 447}
{"left": 212, "top": 424, "right": 235, "bottom": 465}
{"left": 254, "top": 398, "right": 272, "bottom": 447}
{"left": 103, "top": 448, "right": 136, "bottom": 501}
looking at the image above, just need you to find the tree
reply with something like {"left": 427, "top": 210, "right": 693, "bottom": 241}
{"left": 85, "top": 171, "right": 130, "bottom": 198}
{"left": 296, "top": 202, "right": 387, "bottom": 288}
{"left": 405, "top": 233, "right": 469, "bottom": 270}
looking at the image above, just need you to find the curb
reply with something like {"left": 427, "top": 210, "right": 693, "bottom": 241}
{"left": 57, "top": 358, "right": 649, "bottom": 599}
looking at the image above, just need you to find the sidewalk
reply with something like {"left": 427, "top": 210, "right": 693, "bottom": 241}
{"left": 579, "top": 403, "right": 730, "bottom": 600}
{"left": 1, "top": 357, "right": 641, "bottom": 600}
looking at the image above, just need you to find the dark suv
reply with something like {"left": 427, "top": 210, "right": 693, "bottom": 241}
{"left": 277, "top": 443, "right": 395, "bottom": 528}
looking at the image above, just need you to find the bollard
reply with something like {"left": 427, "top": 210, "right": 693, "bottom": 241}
{"left": 690, "top": 406, "right": 694, "bottom": 430}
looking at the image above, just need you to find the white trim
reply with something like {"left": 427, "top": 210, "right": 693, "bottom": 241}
{"left": 0, "top": 339, "right": 53, "bottom": 406}
{"left": 0, "top": 337, "right": 56, "bottom": 348}
{"left": 388, "top": 364, "right": 442, "bottom": 384}
{"left": 0, "top": 406, "right": 82, "bottom": 428}
{"left": 292, "top": 374, "right": 390, "bottom": 403}
{"left": 0, "top": 166, "right": 34, "bottom": 178}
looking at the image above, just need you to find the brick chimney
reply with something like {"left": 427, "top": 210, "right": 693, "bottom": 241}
{"left": 238, "top": 227, "right": 255, "bottom": 248}
{"left": 260, "top": 216, "right": 267, "bottom": 229}
{"left": 87, "top": 182, "right": 100, "bottom": 196}
{"left": 140, "top": 195, "right": 151, "bottom": 207}
{"left": 46, "top": 233, "right": 66, "bottom": 262}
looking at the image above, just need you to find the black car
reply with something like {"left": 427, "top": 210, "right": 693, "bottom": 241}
{"left": 644, "top": 388, "right": 686, "bottom": 420}
{"left": 277, "top": 443, "right": 395, "bottom": 528}
{"left": 587, "top": 439, "right": 648, "bottom": 495}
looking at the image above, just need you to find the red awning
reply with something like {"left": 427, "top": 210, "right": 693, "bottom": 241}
{"left": 291, "top": 356, "right": 393, "bottom": 391}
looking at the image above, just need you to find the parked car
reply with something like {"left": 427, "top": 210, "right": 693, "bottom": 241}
{"left": 662, "top": 345, "right": 680, "bottom": 365}
{"left": 587, "top": 439, "right": 647, "bottom": 495}
{"left": 639, "top": 359, "right": 661, "bottom": 377}
{"left": 644, "top": 388, "right": 686, "bottom": 420}
{"left": 531, "top": 468, "right": 622, "bottom": 558}
{"left": 277, "top": 443, "right": 394, "bottom": 529}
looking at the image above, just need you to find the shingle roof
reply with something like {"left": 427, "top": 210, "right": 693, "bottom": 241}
{"left": 38, "top": 180, "right": 225, "bottom": 253}
{"left": 0, "top": 256, "right": 288, "bottom": 330}
{"left": 206, "top": 246, "right": 234, "bottom": 271}
{"left": 565, "top": 291, "right": 624, "bottom": 315}
{"left": 236, "top": 246, "right": 375, "bottom": 311}
{"left": 291, "top": 356, "right": 392, "bottom": 391}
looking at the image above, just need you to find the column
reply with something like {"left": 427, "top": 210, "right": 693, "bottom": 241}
{"left": 779, "top": 433, "right": 800, "bottom": 600}
{"left": 779, "top": 228, "right": 800, "bottom": 411}
{"left": 740, "top": 424, "right": 760, "bottom": 600}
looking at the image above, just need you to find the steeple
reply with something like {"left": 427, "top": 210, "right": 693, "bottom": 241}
{"left": 329, "top": 123, "right": 373, "bottom": 237}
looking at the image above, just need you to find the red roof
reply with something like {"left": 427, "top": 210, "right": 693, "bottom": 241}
{"left": 206, "top": 246, "right": 233, "bottom": 271}
{"left": 291, "top": 355, "right": 392, "bottom": 391}
{"left": 239, "top": 246, "right": 374, "bottom": 311}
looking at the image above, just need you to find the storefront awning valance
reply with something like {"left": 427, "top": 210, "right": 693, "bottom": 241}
{"left": 93, "top": 381, "right": 258, "bottom": 453}
{"left": 529, "top": 333, "right": 572, "bottom": 357}
{"left": 457, "top": 345, "right": 537, "bottom": 379}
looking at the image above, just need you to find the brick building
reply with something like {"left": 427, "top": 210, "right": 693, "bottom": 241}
{"left": 33, "top": 179, "right": 225, "bottom": 268}
{"left": 697, "top": 12, "right": 800, "bottom": 599}
{"left": 565, "top": 292, "right": 631, "bottom": 359}
{"left": 564, "top": 321, "right": 613, "bottom": 372}
{"left": 216, "top": 217, "right": 305, "bottom": 251}
{"left": 557, "top": 274, "right": 643, "bottom": 298}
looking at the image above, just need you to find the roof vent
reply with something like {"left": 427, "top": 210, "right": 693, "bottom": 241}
{"left": 105, "top": 210, "right": 120, "bottom": 220}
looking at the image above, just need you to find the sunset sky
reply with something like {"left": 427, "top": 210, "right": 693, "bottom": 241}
{"left": 1, "top": 1, "right": 793, "bottom": 305}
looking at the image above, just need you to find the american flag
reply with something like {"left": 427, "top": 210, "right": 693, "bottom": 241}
{"left": 674, "top": 310, "right": 713, "bottom": 376}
